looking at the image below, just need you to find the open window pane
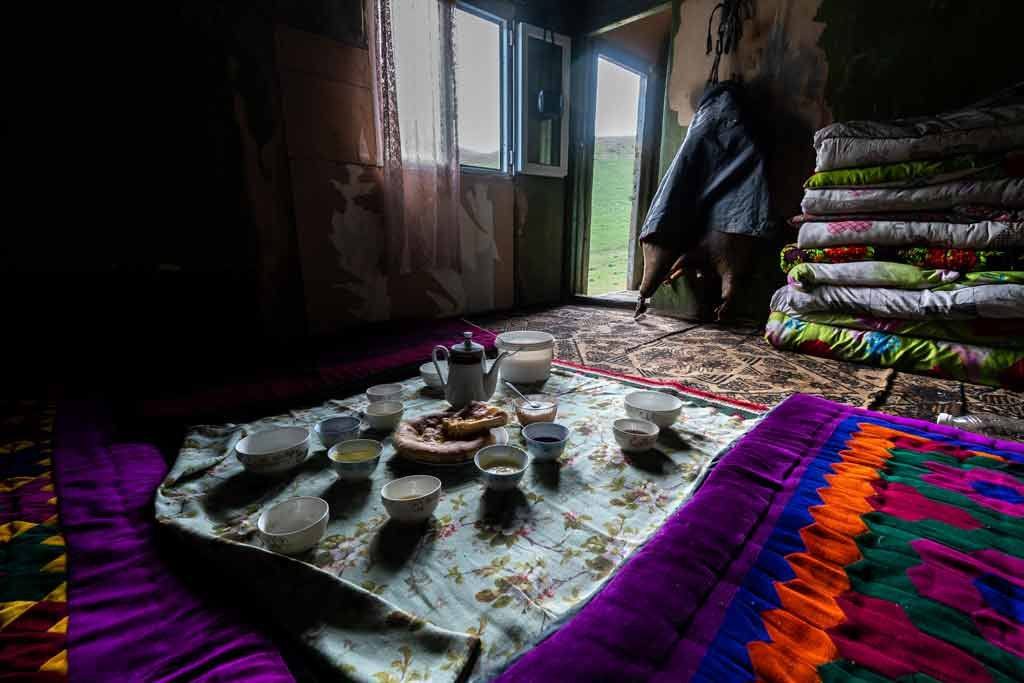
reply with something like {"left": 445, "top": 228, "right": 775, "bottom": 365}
{"left": 455, "top": 8, "right": 502, "bottom": 170}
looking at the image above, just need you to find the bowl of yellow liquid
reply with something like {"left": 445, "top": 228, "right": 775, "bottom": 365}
{"left": 328, "top": 439, "right": 382, "bottom": 481}
{"left": 474, "top": 444, "right": 529, "bottom": 491}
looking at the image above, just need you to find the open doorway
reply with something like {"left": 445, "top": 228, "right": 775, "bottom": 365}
{"left": 572, "top": 4, "right": 672, "bottom": 303}
{"left": 585, "top": 56, "right": 644, "bottom": 296}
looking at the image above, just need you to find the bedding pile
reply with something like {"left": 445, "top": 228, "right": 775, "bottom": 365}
{"left": 767, "top": 84, "right": 1024, "bottom": 389}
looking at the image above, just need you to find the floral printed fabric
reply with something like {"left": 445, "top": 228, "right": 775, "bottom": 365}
{"left": 796, "top": 219, "right": 1024, "bottom": 250}
{"left": 155, "top": 367, "right": 759, "bottom": 681}
{"left": 780, "top": 243, "right": 1024, "bottom": 274}
{"left": 812, "top": 102, "right": 1024, "bottom": 171}
{"left": 787, "top": 261, "right": 1024, "bottom": 291}
{"left": 769, "top": 310, "right": 1024, "bottom": 350}
{"left": 803, "top": 151, "right": 1016, "bottom": 189}
{"left": 770, "top": 282, "right": 1024, "bottom": 320}
{"left": 801, "top": 177, "right": 1024, "bottom": 216}
{"left": 765, "top": 311, "right": 1024, "bottom": 390}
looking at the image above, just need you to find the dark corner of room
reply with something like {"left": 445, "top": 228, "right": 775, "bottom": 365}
{"left": 3, "top": 1, "right": 1023, "bottom": 681}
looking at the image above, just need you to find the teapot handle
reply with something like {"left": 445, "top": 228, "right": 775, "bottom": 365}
{"left": 432, "top": 346, "right": 450, "bottom": 388}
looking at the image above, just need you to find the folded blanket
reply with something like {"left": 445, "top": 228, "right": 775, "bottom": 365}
{"left": 805, "top": 150, "right": 1021, "bottom": 189}
{"left": 791, "top": 205, "right": 1024, "bottom": 225}
{"left": 766, "top": 310, "right": 1024, "bottom": 350}
{"left": 765, "top": 311, "right": 1024, "bottom": 389}
{"left": 787, "top": 261, "right": 960, "bottom": 290}
{"left": 813, "top": 102, "right": 1024, "bottom": 171}
{"left": 780, "top": 243, "right": 1024, "bottom": 273}
{"left": 796, "top": 219, "right": 1024, "bottom": 250}
{"left": 787, "top": 261, "right": 1024, "bottom": 291}
{"left": 802, "top": 177, "right": 1024, "bottom": 215}
{"left": 770, "top": 283, "right": 1024, "bottom": 319}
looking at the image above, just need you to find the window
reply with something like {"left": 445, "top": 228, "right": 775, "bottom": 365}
{"left": 515, "top": 24, "right": 571, "bottom": 177}
{"left": 454, "top": 5, "right": 507, "bottom": 171}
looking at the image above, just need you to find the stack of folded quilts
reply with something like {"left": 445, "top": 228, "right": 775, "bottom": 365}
{"left": 766, "top": 88, "right": 1024, "bottom": 389}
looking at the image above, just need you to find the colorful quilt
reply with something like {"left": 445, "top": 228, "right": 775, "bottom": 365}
{"left": 813, "top": 101, "right": 1024, "bottom": 171}
{"left": 0, "top": 401, "right": 66, "bottom": 681}
{"left": 791, "top": 206, "right": 1024, "bottom": 225}
{"left": 497, "top": 393, "right": 1024, "bottom": 681}
{"left": 766, "top": 311, "right": 1024, "bottom": 389}
{"left": 765, "top": 310, "right": 1024, "bottom": 351}
{"left": 805, "top": 151, "right": 1021, "bottom": 189}
{"left": 787, "top": 262, "right": 1024, "bottom": 291}
{"left": 796, "top": 219, "right": 1024, "bottom": 251}
{"left": 154, "top": 364, "right": 763, "bottom": 681}
{"left": 802, "top": 178, "right": 1024, "bottom": 216}
{"left": 771, "top": 283, "right": 1024, "bottom": 321}
{"left": 780, "top": 243, "right": 1024, "bottom": 274}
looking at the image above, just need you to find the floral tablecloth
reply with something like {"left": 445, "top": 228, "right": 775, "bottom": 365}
{"left": 155, "top": 365, "right": 760, "bottom": 681}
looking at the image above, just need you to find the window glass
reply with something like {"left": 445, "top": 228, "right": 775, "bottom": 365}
{"left": 454, "top": 8, "right": 503, "bottom": 169}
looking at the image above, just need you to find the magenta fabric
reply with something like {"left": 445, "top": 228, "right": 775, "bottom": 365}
{"left": 139, "top": 318, "right": 496, "bottom": 420}
{"left": 54, "top": 401, "right": 293, "bottom": 682}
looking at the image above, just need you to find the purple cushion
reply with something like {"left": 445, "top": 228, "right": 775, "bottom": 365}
{"left": 55, "top": 401, "right": 293, "bottom": 682}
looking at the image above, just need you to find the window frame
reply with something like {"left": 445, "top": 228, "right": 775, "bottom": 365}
{"left": 454, "top": 2, "right": 510, "bottom": 175}
{"left": 515, "top": 22, "right": 571, "bottom": 178}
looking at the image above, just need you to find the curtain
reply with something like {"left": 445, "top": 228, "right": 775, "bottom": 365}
{"left": 374, "top": 0, "right": 462, "bottom": 275}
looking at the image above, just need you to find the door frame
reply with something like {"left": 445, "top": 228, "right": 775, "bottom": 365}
{"left": 566, "top": 24, "right": 666, "bottom": 299}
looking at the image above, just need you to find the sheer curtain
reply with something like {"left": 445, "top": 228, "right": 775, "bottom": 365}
{"left": 374, "top": 0, "right": 461, "bottom": 275}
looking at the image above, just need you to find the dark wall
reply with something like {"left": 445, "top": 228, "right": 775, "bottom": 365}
{"left": 3, "top": 1, "right": 316, "bottom": 390}
{"left": 650, "top": 0, "right": 1024, "bottom": 322}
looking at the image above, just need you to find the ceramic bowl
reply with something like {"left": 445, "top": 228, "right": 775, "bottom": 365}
{"left": 235, "top": 427, "right": 310, "bottom": 475}
{"left": 314, "top": 416, "right": 361, "bottom": 449}
{"left": 522, "top": 422, "right": 569, "bottom": 463}
{"left": 381, "top": 475, "right": 442, "bottom": 523}
{"left": 624, "top": 391, "right": 684, "bottom": 429}
{"left": 613, "top": 418, "right": 660, "bottom": 453}
{"left": 474, "top": 445, "right": 529, "bottom": 491}
{"left": 364, "top": 401, "right": 404, "bottom": 432}
{"left": 420, "top": 361, "right": 448, "bottom": 390}
{"left": 328, "top": 439, "right": 382, "bottom": 481}
{"left": 257, "top": 496, "right": 329, "bottom": 555}
{"left": 367, "top": 384, "right": 404, "bottom": 403}
{"left": 513, "top": 394, "right": 559, "bottom": 426}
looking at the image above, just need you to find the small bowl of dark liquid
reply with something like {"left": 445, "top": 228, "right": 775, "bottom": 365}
{"left": 522, "top": 422, "right": 569, "bottom": 463}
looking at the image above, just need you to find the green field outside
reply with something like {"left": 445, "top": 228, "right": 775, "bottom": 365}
{"left": 587, "top": 136, "right": 637, "bottom": 295}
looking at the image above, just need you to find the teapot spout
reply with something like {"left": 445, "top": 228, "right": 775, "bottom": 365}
{"left": 483, "top": 350, "right": 513, "bottom": 397}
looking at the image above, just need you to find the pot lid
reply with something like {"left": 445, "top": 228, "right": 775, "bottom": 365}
{"left": 496, "top": 330, "right": 555, "bottom": 351}
{"left": 449, "top": 331, "right": 485, "bottom": 359}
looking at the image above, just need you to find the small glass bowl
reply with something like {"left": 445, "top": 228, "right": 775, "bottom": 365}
{"left": 513, "top": 394, "right": 558, "bottom": 426}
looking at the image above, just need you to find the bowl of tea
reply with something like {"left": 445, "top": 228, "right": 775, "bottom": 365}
{"left": 328, "top": 439, "right": 382, "bottom": 481}
{"left": 612, "top": 418, "right": 659, "bottom": 453}
{"left": 381, "top": 475, "right": 442, "bottom": 523}
{"left": 474, "top": 444, "right": 529, "bottom": 491}
{"left": 522, "top": 422, "right": 569, "bottom": 462}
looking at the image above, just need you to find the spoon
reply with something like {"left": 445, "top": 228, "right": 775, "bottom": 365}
{"left": 504, "top": 380, "right": 540, "bottom": 409}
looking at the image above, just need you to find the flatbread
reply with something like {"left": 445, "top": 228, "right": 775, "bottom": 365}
{"left": 393, "top": 410, "right": 499, "bottom": 464}
{"left": 442, "top": 402, "right": 508, "bottom": 438}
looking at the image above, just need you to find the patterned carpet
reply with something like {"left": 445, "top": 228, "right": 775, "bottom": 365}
{"left": 476, "top": 305, "right": 1024, "bottom": 420}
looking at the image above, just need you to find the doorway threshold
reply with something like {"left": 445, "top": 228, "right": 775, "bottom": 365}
{"left": 573, "top": 290, "right": 639, "bottom": 309}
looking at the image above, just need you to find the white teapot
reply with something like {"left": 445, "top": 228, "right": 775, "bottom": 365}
{"left": 432, "top": 332, "right": 513, "bottom": 409}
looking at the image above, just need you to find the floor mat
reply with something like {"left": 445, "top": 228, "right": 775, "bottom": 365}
{"left": 478, "top": 308, "right": 894, "bottom": 411}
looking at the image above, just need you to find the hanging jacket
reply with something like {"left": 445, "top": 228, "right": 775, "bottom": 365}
{"left": 639, "top": 81, "right": 775, "bottom": 252}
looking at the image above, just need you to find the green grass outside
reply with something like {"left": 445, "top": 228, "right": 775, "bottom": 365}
{"left": 587, "top": 136, "right": 637, "bottom": 295}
